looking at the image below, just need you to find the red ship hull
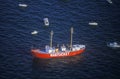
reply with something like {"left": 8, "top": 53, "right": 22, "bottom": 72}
{"left": 31, "top": 49, "right": 85, "bottom": 58}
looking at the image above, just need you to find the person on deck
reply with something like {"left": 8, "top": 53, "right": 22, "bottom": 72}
{"left": 61, "top": 44, "right": 66, "bottom": 52}
{"left": 55, "top": 44, "right": 59, "bottom": 53}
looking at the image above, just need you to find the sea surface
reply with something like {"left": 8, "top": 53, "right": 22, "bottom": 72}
{"left": 0, "top": 0, "right": 120, "bottom": 79}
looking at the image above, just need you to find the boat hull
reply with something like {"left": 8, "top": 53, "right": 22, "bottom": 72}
{"left": 31, "top": 49, "right": 85, "bottom": 58}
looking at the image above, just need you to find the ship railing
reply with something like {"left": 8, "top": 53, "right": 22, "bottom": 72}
{"left": 72, "top": 44, "right": 85, "bottom": 51}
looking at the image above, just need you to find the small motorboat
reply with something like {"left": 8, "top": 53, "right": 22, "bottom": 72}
{"left": 43, "top": 18, "right": 49, "bottom": 26}
{"left": 31, "top": 27, "right": 86, "bottom": 58}
{"left": 88, "top": 22, "right": 98, "bottom": 26}
{"left": 106, "top": 0, "right": 113, "bottom": 4}
{"left": 31, "top": 30, "right": 38, "bottom": 35}
{"left": 19, "top": 4, "right": 28, "bottom": 7}
{"left": 107, "top": 42, "right": 120, "bottom": 48}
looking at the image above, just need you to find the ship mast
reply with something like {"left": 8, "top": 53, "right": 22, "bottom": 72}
{"left": 50, "top": 31, "right": 53, "bottom": 48}
{"left": 70, "top": 27, "right": 73, "bottom": 51}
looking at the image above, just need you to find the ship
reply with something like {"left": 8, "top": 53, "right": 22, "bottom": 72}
{"left": 31, "top": 27, "right": 85, "bottom": 58}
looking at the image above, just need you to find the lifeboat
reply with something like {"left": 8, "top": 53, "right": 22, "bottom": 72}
{"left": 31, "top": 27, "right": 86, "bottom": 58}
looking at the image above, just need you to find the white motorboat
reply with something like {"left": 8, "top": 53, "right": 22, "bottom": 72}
{"left": 19, "top": 4, "right": 28, "bottom": 7}
{"left": 31, "top": 30, "right": 38, "bottom": 35}
{"left": 88, "top": 22, "right": 98, "bottom": 26}
{"left": 107, "top": 0, "right": 113, "bottom": 4}
{"left": 43, "top": 18, "right": 49, "bottom": 26}
{"left": 107, "top": 42, "right": 120, "bottom": 48}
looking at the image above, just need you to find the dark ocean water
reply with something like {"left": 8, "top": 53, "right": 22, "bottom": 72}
{"left": 0, "top": 0, "right": 120, "bottom": 79}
